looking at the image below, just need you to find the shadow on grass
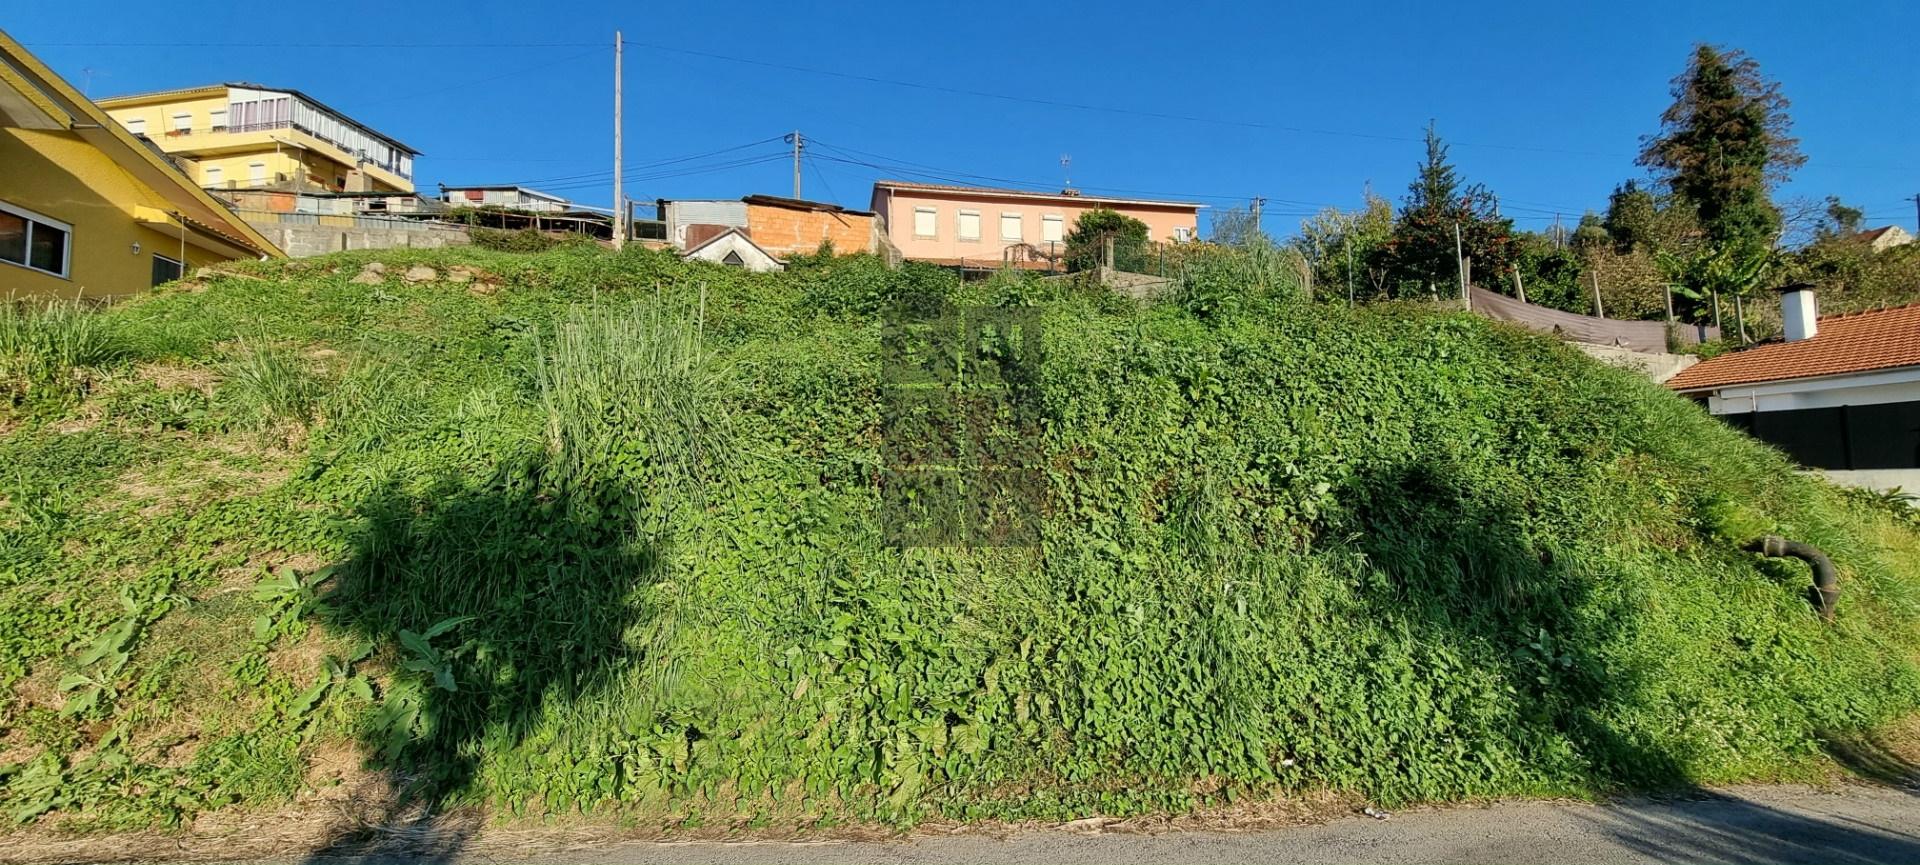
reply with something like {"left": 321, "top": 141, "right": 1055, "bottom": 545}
{"left": 1820, "top": 724, "right": 1920, "bottom": 792}
{"left": 1340, "top": 458, "right": 1690, "bottom": 791}
{"left": 298, "top": 465, "right": 659, "bottom": 863}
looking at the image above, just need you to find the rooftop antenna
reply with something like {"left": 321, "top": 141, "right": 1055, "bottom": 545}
{"left": 1060, "top": 154, "right": 1072, "bottom": 191}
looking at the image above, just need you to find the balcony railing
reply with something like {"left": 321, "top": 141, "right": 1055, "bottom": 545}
{"left": 162, "top": 120, "right": 412, "bottom": 180}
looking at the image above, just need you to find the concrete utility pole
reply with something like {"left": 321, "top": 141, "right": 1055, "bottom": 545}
{"left": 1912, "top": 193, "right": 1919, "bottom": 235}
{"left": 1251, "top": 197, "right": 1266, "bottom": 235}
{"left": 1591, "top": 271, "right": 1605, "bottom": 319}
{"left": 787, "top": 131, "right": 805, "bottom": 199}
{"left": 611, "top": 30, "right": 624, "bottom": 251}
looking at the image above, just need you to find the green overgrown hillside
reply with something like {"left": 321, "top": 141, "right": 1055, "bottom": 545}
{"left": 2, "top": 244, "right": 1918, "bottom": 834}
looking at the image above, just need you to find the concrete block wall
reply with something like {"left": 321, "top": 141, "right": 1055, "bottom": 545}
{"left": 253, "top": 221, "right": 472, "bottom": 257}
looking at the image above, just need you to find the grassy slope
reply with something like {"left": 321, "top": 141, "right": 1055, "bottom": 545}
{"left": 1, "top": 244, "right": 1918, "bottom": 832}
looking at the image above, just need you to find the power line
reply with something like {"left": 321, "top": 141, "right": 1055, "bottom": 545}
{"left": 810, "top": 138, "right": 1278, "bottom": 206}
{"left": 622, "top": 40, "right": 1620, "bottom": 159}
{"left": 28, "top": 40, "right": 599, "bottom": 48}
{"left": 490, "top": 136, "right": 787, "bottom": 188}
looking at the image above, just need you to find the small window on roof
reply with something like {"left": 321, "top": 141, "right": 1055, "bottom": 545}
{"left": 722, "top": 250, "right": 746, "bottom": 267}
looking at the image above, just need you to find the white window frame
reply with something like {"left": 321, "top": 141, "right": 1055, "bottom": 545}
{"left": 956, "top": 209, "right": 981, "bottom": 241}
{"left": 0, "top": 200, "right": 73, "bottom": 279}
{"left": 248, "top": 161, "right": 268, "bottom": 184}
{"left": 170, "top": 112, "right": 192, "bottom": 132}
{"left": 912, "top": 206, "right": 937, "bottom": 239}
{"left": 203, "top": 165, "right": 224, "bottom": 187}
{"left": 1000, "top": 212, "right": 1023, "bottom": 242}
{"left": 124, "top": 117, "right": 146, "bottom": 135}
{"left": 1174, "top": 226, "right": 1194, "bottom": 242}
{"left": 208, "top": 108, "right": 228, "bottom": 130}
{"left": 1041, "top": 214, "right": 1064, "bottom": 243}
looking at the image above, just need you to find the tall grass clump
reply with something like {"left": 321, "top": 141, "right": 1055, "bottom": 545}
{"left": 0, "top": 300, "right": 128, "bottom": 400}
{"left": 215, "top": 340, "right": 325, "bottom": 431}
{"left": 534, "top": 301, "right": 735, "bottom": 533}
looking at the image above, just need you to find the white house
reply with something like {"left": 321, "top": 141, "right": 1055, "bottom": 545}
{"left": 1668, "top": 284, "right": 1920, "bottom": 492}
{"left": 681, "top": 227, "right": 783, "bottom": 273}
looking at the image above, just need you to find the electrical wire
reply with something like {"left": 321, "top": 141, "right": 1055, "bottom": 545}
{"left": 621, "top": 39, "right": 1620, "bottom": 159}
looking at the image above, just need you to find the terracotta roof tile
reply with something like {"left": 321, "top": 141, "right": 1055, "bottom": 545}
{"left": 1666, "top": 303, "right": 1920, "bottom": 391}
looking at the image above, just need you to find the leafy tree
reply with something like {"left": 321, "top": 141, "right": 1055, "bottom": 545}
{"left": 1818, "top": 195, "right": 1865, "bottom": 239}
{"left": 1291, "top": 188, "right": 1394, "bottom": 301}
{"left": 1065, "top": 208, "right": 1150, "bottom": 273}
{"left": 1378, "top": 122, "right": 1515, "bottom": 297}
{"left": 1571, "top": 212, "right": 1612, "bottom": 253}
{"left": 1638, "top": 45, "right": 1804, "bottom": 248}
{"left": 1209, "top": 207, "right": 1269, "bottom": 248}
{"left": 1510, "top": 231, "right": 1586, "bottom": 312}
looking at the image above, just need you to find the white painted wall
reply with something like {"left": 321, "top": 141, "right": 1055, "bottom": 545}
{"left": 1816, "top": 469, "right": 1920, "bottom": 494}
{"left": 1705, "top": 366, "right": 1920, "bottom": 415}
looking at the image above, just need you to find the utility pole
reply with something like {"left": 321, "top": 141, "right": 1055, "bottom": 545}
{"left": 1453, "top": 221, "right": 1467, "bottom": 300}
{"left": 1250, "top": 197, "right": 1266, "bottom": 236}
{"left": 786, "top": 131, "right": 805, "bottom": 199}
{"left": 1591, "top": 271, "right": 1605, "bottom": 319}
{"left": 1912, "top": 193, "right": 1919, "bottom": 235}
{"left": 611, "top": 30, "right": 624, "bottom": 251}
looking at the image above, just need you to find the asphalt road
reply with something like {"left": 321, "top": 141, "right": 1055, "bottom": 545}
{"left": 463, "top": 783, "right": 1920, "bottom": 865}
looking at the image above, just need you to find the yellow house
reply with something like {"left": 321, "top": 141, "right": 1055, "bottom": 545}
{"left": 0, "top": 29, "right": 281, "bottom": 299}
{"left": 96, "top": 83, "right": 418, "bottom": 196}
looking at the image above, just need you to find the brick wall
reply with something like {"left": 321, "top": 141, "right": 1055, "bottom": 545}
{"left": 744, "top": 203, "right": 875, "bottom": 256}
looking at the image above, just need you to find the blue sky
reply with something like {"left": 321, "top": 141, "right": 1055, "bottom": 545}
{"left": 10, "top": 0, "right": 1917, "bottom": 235}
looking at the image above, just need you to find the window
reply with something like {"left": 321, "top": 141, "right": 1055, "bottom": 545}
{"left": 208, "top": 108, "right": 228, "bottom": 130}
{"left": 0, "top": 201, "right": 72, "bottom": 278}
{"left": 248, "top": 162, "right": 267, "bottom": 184}
{"left": 124, "top": 117, "right": 146, "bottom": 136}
{"left": 956, "top": 209, "right": 981, "bottom": 241}
{"left": 1041, "top": 214, "right": 1064, "bottom": 243}
{"left": 203, "top": 166, "right": 223, "bottom": 188}
{"left": 1000, "top": 213, "right": 1022, "bottom": 242}
{"left": 721, "top": 250, "right": 745, "bottom": 267}
{"left": 912, "top": 206, "right": 937, "bottom": 238}
{"left": 151, "top": 254, "right": 183, "bottom": 287}
{"left": 170, "top": 112, "right": 192, "bottom": 134}
{"left": 1174, "top": 226, "right": 1194, "bottom": 242}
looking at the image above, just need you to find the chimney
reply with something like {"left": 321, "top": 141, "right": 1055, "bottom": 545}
{"left": 1778, "top": 282, "right": 1819, "bottom": 342}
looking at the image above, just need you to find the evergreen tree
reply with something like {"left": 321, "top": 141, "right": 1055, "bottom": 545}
{"left": 1638, "top": 45, "right": 1804, "bottom": 248}
{"left": 1378, "top": 122, "right": 1514, "bottom": 296}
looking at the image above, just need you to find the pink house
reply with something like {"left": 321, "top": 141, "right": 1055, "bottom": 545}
{"left": 869, "top": 180, "right": 1203, "bottom": 268}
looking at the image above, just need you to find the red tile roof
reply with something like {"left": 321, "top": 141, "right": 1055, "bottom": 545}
{"left": 1666, "top": 303, "right": 1920, "bottom": 391}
